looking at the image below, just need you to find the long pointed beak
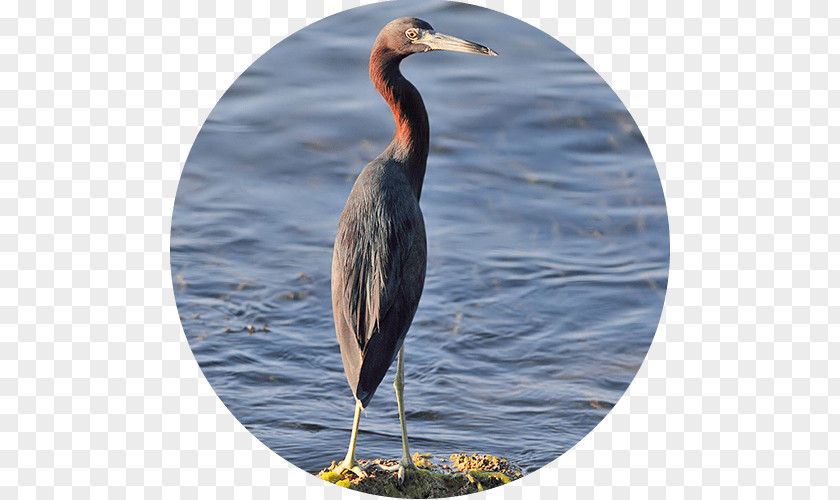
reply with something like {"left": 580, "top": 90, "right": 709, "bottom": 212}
{"left": 420, "top": 31, "right": 498, "bottom": 56}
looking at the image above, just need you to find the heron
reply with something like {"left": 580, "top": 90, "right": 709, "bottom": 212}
{"left": 330, "top": 18, "right": 496, "bottom": 479}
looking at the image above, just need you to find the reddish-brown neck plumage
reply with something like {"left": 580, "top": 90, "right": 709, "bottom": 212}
{"left": 369, "top": 44, "right": 429, "bottom": 198}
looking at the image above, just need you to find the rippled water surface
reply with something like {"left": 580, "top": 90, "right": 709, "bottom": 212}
{"left": 171, "top": 1, "right": 668, "bottom": 475}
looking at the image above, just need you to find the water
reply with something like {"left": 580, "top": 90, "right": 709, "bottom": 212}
{"left": 171, "top": 1, "right": 668, "bottom": 475}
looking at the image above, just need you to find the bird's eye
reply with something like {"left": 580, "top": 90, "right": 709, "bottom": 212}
{"left": 405, "top": 29, "right": 419, "bottom": 40}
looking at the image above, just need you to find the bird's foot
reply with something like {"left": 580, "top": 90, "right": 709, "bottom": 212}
{"left": 334, "top": 459, "right": 367, "bottom": 479}
{"left": 369, "top": 458, "right": 417, "bottom": 484}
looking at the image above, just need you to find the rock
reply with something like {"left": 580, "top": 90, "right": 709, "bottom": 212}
{"left": 317, "top": 452, "right": 523, "bottom": 497}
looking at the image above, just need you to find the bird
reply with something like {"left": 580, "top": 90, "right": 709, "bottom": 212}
{"left": 330, "top": 17, "right": 496, "bottom": 479}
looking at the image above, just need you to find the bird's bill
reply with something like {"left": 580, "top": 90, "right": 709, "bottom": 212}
{"left": 419, "top": 31, "right": 498, "bottom": 56}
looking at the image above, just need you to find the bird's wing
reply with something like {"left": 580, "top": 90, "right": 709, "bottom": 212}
{"left": 332, "top": 181, "right": 421, "bottom": 352}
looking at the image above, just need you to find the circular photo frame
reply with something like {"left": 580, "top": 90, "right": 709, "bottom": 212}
{"left": 172, "top": 1, "right": 668, "bottom": 496}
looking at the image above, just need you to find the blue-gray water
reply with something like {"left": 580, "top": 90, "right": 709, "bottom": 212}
{"left": 171, "top": 1, "right": 668, "bottom": 476}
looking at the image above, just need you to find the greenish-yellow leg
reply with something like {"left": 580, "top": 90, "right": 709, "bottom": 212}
{"left": 338, "top": 346, "right": 415, "bottom": 482}
{"left": 336, "top": 399, "right": 366, "bottom": 477}
{"left": 373, "top": 345, "right": 416, "bottom": 482}
{"left": 394, "top": 344, "right": 415, "bottom": 468}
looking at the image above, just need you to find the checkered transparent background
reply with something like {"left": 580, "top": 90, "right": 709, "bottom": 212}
{"left": 3, "top": 0, "right": 837, "bottom": 498}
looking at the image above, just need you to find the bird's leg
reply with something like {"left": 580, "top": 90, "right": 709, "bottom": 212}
{"left": 335, "top": 399, "right": 367, "bottom": 478}
{"left": 371, "top": 345, "right": 417, "bottom": 483}
{"left": 394, "top": 344, "right": 416, "bottom": 470}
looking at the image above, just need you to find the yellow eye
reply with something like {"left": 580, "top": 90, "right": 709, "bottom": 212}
{"left": 405, "top": 29, "right": 418, "bottom": 40}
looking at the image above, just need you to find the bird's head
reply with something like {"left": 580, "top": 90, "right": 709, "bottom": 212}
{"left": 374, "top": 17, "right": 498, "bottom": 58}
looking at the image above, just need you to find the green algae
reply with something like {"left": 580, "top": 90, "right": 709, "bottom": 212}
{"left": 318, "top": 470, "right": 344, "bottom": 484}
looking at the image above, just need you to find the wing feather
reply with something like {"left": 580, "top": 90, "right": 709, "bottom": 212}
{"left": 331, "top": 163, "right": 426, "bottom": 405}
{"left": 334, "top": 180, "right": 415, "bottom": 349}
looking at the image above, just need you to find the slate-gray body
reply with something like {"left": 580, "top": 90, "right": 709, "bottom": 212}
{"left": 331, "top": 151, "right": 426, "bottom": 408}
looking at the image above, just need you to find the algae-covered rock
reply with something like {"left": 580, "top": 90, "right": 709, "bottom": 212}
{"left": 317, "top": 452, "right": 523, "bottom": 498}
{"left": 449, "top": 453, "right": 522, "bottom": 480}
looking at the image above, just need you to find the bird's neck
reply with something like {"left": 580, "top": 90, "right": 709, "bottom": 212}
{"left": 370, "top": 51, "right": 429, "bottom": 199}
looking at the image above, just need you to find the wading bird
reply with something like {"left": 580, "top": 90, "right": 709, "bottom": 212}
{"left": 331, "top": 18, "right": 496, "bottom": 479}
